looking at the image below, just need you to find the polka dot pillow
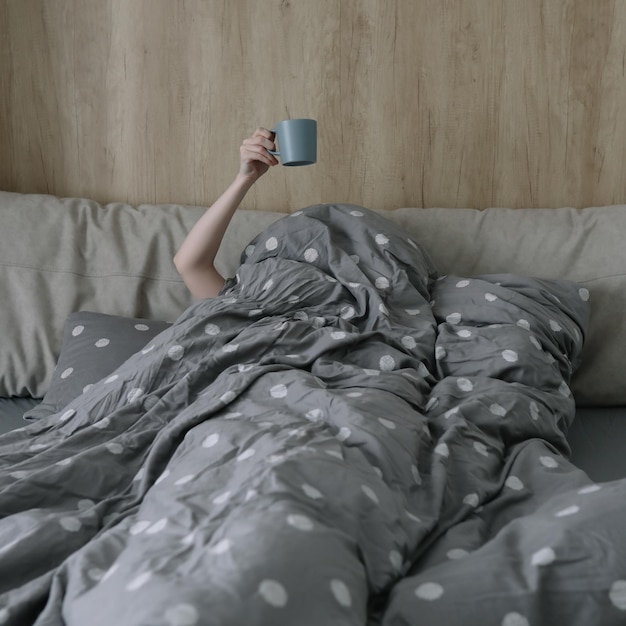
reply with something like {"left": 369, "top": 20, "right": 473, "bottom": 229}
{"left": 23, "top": 311, "right": 171, "bottom": 420}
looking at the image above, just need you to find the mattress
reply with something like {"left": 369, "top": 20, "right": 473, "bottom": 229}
{"left": 1, "top": 395, "right": 625, "bottom": 483}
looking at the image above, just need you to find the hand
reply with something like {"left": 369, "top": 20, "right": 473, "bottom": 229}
{"left": 238, "top": 127, "right": 279, "bottom": 183}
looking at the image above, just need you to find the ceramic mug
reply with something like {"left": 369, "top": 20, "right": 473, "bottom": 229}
{"left": 268, "top": 118, "right": 317, "bottom": 166}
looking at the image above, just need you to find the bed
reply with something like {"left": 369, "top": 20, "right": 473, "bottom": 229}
{"left": 1, "top": 190, "right": 626, "bottom": 625}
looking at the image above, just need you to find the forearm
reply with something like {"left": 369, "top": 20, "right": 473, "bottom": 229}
{"left": 174, "top": 173, "right": 254, "bottom": 273}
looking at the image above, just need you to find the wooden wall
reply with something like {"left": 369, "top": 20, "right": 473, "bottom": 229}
{"left": 1, "top": 0, "right": 626, "bottom": 211}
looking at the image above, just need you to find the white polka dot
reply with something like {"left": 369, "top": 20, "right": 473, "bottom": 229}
{"left": 610, "top": 580, "right": 626, "bottom": 610}
{"left": 463, "top": 493, "right": 479, "bottom": 507}
{"left": 457, "top": 329, "right": 472, "bottom": 339}
{"left": 379, "top": 355, "right": 396, "bottom": 371}
{"left": 485, "top": 292, "right": 498, "bottom": 302}
{"left": 59, "top": 409, "right": 76, "bottom": 422}
{"left": 540, "top": 456, "right": 558, "bottom": 468}
{"left": 505, "top": 476, "right": 524, "bottom": 491}
{"left": 127, "top": 388, "right": 144, "bottom": 403}
{"left": 363, "top": 368, "right": 380, "bottom": 376}
{"left": 259, "top": 579, "right": 288, "bottom": 607}
{"left": 531, "top": 546, "right": 556, "bottom": 566}
{"left": 446, "top": 312, "right": 462, "bottom": 324}
{"left": 302, "top": 484, "right": 323, "bottom": 499}
{"left": 517, "top": 319, "right": 531, "bottom": 330}
{"left": 415, "top": 582, "right": 444, "bottom": 601}
{"left": 502, "top": 613, "right": 530, "bottom": 626}
{"left": 361, "top": 484, "right": 379, "bottom": 504}
{"left": 248, "top": 308, "right": 263, "bottom": 317}
{"left": 134, "top": 324, "right": 149, "bottom": 332}
{"left": 375, "top": 276, "right": 390, "bottom": 289}
{"left": 142, "top": 345, "right": 155, "bottom": 354}
{"left": 106, "top": 442, "right": 124, "bottom": 455}
{"left": 265, "top": 237, "right": 279, "bottom": 251}
{"left": 435, "top": 346, "right": 446, "bottom": 360}
{"left": 578, "top": 484, "right": 601, "bottom": 494}
{"left": 287, "top": 514, "right": 314, "bottom": 531}
{"left": 579, "top": 287, "right": 590, "bottom": 301}
{"left": 167, "top": 345, "right": 184, "bottom": 360}
{"left": 346, "top": 391, "right": 362, "bottom": 398}
{"left": 434, "top": 443, "right": 449, "bottom": 457}
{"left": 375, "top": 233, "right": 389, "bottom": 245}
{"left": 330, "top": 578, "right": 352, "bottom": 607}
{"left": 126, "top": 570, "right": 153, "bottom": 591}
{"left": 95, "top": 338, "right": 110, "bottom": 348}
{"left": 61, "top": 367, "right": 74, "bottom": 379}
{"left": 174, "top": 474, "right": 194, "bottom": 486}
{"left": 202, "top": 433, "right": 220, "bottom": 448}
{"left": 401, "top": 336, "right": 417, "bottom": 350}
{"left": 101, "top": 563, "right": 119, "bottom": 582}
{"left": 549, "top": 319, "right": 563, "bottom": 333}
{"left": 456, "top": 280, "right": 470, "bottom": 288}
{"left": 529, "top": 336, "right": 542, "bottom": 350}
{"left": 502, "top": 349, "right": 518, "bottom": 362}
{"left": 389, "top": 549, "right": 403, "bottom": 570}
{"left": 457, "top": 378, "right": 473, "bottom": 392}
{"left": 304, "top": 248, "right": 319, "bottom": 262}
{"left": 336, "top": 426, "right": 351, "bottom": 441}
{"left": 130, "top": 520, "right": 151, "bottom": 535}
{"left": 213, "top": 491, "right": 231, "bottom": 505}
{"left": 244, "top": 244, "right": 255, "bottom": 257}
{"left": 378, "top": 417, "right": 396, "bottom": 430}
{"left": 555, "top": 505, "right": 579, "bottom": 517}
{"left": 165, "top": 603, "right": 199, "bottom": 626}
{"left": 237, "top": 448, "right": 256, "bottom": 462}
{"left": 340, "top": 306, "right": 356, "bottom": 319}
{"left": 146, "top": 518, "right": 168, "bottom": 534}
{"left": 530, "top": 401, "right": 541, "bottom": 421}
{"left": 60, "top": 517, "right": 82, "bottom": 532}
{"left": 406, "top": 308, "right": 421, "bottom": 316}
{"left": 210, "top": 539, "right": 231, "bottom": 555}
{"left": 83, "top": 384, "right": 94, "bottom": 394}
{"left": 490, "top": 403, "right": 507, "bottom": 417}
{"left": 350, "top": 210, "right": 364, "bottom": 217}
{"left": 558, "top": 382, "right": 571, "bottom": 398}
{"left": 305, "top": 408, "right": 323, "bottom": 422}
{"left": 474, "top": 441, "right": 489, "bottom": 456}
{"left": 444, "top": 407, "right": 459, "bottom": 419}
{"left": 262, "top": 279, "right": 274, "bottom": 291}
{"left": 270, "top": 384, "right": 288, "bottom": 398}
{"left": 204, "top": 323, "right": 221, "bottom": 336}
{"left": 72, "top": 325, "right": 85, "bottom": 336}
{"left": 447, "top": 548, "right": 469, "bottom": 560}
{"left": 331, "top": 331, "right": 347, "bottom": 340}
{"left": 219, "top": 390, "right": 236, "bottom": 403}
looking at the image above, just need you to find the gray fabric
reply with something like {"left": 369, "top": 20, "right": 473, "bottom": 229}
{"left": 0, "top": 398, "right": 39, "bottom": 434}
{"left": 568, "top": 407, "right": 626, "bottom": 483}
{"left": 1, "top": 204, "right": 624, "bottom": 626}
{"left": 24, "top": 312, "right": 172, "bottom": 420}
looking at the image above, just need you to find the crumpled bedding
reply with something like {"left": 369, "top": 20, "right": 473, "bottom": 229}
{"left": 1, "top": 203, "right": 624, "bottom": 626}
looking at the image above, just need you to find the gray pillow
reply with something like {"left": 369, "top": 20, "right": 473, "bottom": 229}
{"left": 24, "top": 312, "right": 171, "bottom": 420}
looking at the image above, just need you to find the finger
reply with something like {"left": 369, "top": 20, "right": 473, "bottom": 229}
{"left": 240, "top": 145, "right": 276, "bottom": 167}
{"left": 253, "top": 127, "right": 274, "bottom": 140}
{"left": 242, "top": 136, "right": 276, "bottom": 152}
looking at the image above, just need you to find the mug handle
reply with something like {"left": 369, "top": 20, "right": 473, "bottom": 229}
{"left": 267, "top": 128, "right": 279, "bottom": 156}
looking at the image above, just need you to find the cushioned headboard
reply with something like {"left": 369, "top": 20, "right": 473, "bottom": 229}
{"left": 1, "top": 191, "right": 624, "bottom": 407}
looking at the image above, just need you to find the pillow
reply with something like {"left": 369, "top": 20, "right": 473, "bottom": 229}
{"left": 23, "top": 312, "right": 171, "bottom": 420}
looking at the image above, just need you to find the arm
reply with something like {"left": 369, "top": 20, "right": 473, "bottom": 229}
{"left": 174, "top": 128, "right": 278, "bottom": 299}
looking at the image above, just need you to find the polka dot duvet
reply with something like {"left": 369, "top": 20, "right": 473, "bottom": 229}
{"left": 0, "top": 204, "right": 620, "bottom": 625}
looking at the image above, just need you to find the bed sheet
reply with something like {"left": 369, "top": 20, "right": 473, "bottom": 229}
{"left": 0, "top": 204, "right": 625, "bottom": 625}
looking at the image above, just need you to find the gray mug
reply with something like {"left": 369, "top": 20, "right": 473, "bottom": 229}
{"left": 269, "top": 118, "right": 317, "bottom": 166}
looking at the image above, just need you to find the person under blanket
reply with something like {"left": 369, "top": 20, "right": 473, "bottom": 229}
{"left": 174, "top": 127, "right": 279, "bottom": 299}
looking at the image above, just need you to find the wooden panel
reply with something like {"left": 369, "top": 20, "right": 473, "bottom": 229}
{"left": 1, "top": 0, "right": 626, "bottom": 210}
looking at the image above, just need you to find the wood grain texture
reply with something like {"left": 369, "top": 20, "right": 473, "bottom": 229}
{"left": 1, "top": 0, "right": 626, "bottom": 210}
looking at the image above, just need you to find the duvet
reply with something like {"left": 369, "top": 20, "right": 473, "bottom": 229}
{"left": 0, "top": 204, "right": 624, "bottom": 626}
